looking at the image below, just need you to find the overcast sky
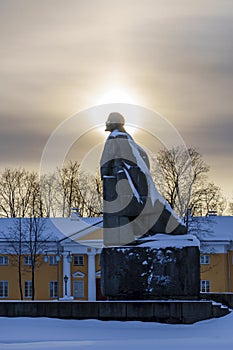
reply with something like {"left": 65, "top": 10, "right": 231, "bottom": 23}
{"left": 0, "top": 0, "right": 233, "bottom": 202}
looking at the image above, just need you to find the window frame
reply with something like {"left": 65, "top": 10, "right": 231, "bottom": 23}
{"left": 24, "top": 256, "right": 32, "bottom": 266}
{"left": 73, "top": 280, "right": 85, "bottom": 298}
{"left": 0, "top": 280, "right": 8, "bottom": 298}
{"left": 49, "top": 255, "right": 58, "bottom": 266}
{"left": 0, "top": 256, "right": 8, "bottom": 266}
{"left": 73, "top": 255, "right": 84, "bottom": 266}
{"left": 200, "top": 255, "right": 210, "bottom": 265}
{"left": 24, "top": 280, "right": 32, "bottom": 298}
{"left": 49, "top": 281, "right": 58, "bottom": 298}
{"left": 201, "top": 280, "right": 210, "bottom": 292}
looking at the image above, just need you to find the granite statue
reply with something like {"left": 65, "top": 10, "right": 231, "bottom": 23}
{"left": 100, "top": 112, "right": 200, "bottom": 301}
{"left": 100, "top": 112, "right": 187, "bottom": 246}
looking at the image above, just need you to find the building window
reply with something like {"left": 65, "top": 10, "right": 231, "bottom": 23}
{"left": 201, "top": 280, "right": 210, "bottom": 292}
{"left": 49, "top": 256, "right": 57, "bottom": 265}
{"left": 0, "top": 256, "right": 8, "bottom": 265}
{"left": 24, "top": 256, "right": 32, "bottom": 266}
{"left": 24, "top": 281, "right": 32, "bottom": 298}
{"left": 73, "top": 281, "right": 84, "bottom": 298}
{"left": 50, "top": 281, "right": 58, "bottom": 298}
{"left": 0, "top": 281, "right": 8, "bottom": 298}
{"left": 200, "top": 255, "right": 210, "bottom": 265}
{"left": 74, "top": 255, "right": 84, "bottom": 266}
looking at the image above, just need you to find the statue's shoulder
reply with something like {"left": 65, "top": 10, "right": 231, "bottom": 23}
{"left": 108, "top": 130, "right": 132, "bottom": 140}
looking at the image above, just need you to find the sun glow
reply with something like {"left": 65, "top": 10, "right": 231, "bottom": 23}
{"left": 98, "top": 124, "right": 137, "bottom": 137}
{"left": 97, "top": 87, "right": 138, "bottom": 105}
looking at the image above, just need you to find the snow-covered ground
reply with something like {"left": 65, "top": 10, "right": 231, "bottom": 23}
{"left": 0, "top": 312, "right": 233, "bottom": 350}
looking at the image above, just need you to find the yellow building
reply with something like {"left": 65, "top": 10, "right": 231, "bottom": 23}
{"left": 191, "top": 216, "right": 233, "bottom": 293}
{"left": 1, "top": 215, "right": 233, "bottom": 300}
{"left": 0, "top": 214, "right": 104, "bottom": 300}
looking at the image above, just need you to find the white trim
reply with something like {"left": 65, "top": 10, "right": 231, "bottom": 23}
{"left": 72, "top": 270, "right": 86, "bottom": 278}
{"left": 96, "top": 270, "right": 101, "bottom": 278}
{"left": 87, "top": 251, "right": 96, "bottom": 301}
{"left": 200, "top": 242, "right": 229, "bottom": 254}
{"left": 62, "top": 253, "right": 71, "bottom": 297}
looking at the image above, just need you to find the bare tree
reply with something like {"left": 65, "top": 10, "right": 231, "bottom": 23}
{"left": 228, "top": 201, "right": 233, "bottom": 215}
{"left": 55, "top": 162, "right": 102, "bottom": 217}
{"left": 190, "top": 181, "right": 226, "bottom": 216}
{"left": 40, "top": 173, "right": 59, "bottom": 217}
{"left": 77, "top": 171, "right": 102, "bottom": 217}
{"left": 1, "top": 218, "right": 24, "bottom": 299}
{"left": 24, "top": 217, "right": 51, "bottom": 300}
{"left": 56, "top": 161, "right": 80, "bottom": 217}
{"left": 153, "top": 146, "right": 209, "bottom": 216}
{"left": 0, "top": 163, "right": 104, "bottom": 219}
{"left": 0, "top": 153, "right": 226, "bottom": 220}
{"left": 153, "top": 146, "right": 226, "bottom": 217}
{"left": 1, "top": 217, "right": 52, "bottom": 300}
{"left": 0, "top": 168, "right": 42, "bottom": 218}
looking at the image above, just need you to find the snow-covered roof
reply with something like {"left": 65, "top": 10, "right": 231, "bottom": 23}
{"left": 1, "top": 215, "right": 233, "bottom": 246}
{"left": 189, "top": 216, "right": 233, "bottom": 242}
{"left": 0, "top": 216, "right": 103, "bottom": 243}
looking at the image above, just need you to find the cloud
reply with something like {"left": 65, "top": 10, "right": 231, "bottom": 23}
{"left": 0, "top": 0, "right": 233, "bottom": 197}
{"left": 194, "top": 119, "right": 233, "bottom": 156}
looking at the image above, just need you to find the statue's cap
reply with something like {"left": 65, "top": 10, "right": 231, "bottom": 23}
{"left": 106, "top": 112, "right": 125, "bottom": 125}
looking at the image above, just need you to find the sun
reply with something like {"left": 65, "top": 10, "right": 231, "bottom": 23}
{"left": 96, "top": 86, "right": 138, "bottom": 105}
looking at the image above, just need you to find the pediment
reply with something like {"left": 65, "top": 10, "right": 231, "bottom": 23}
{"left": 95, "top": 270, "right": 101, "bottom": 277}
{"left": 72, "top": 270, "right": 86, "bottom": 278}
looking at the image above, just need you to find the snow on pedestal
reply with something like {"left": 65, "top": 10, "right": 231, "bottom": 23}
{"left": 100, "top": 234, "right": 200, "bottom": 300}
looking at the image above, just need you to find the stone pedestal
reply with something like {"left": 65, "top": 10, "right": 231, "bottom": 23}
{"left": 100, "top": 234, "right": 200, "bottom": 300}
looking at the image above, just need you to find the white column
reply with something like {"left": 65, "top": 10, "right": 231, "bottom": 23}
{"left": 62, "top": 253, "right": 71, "bottom": 298}
{"left": 87, "top": 250, "right": 96, "bottom": 301}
